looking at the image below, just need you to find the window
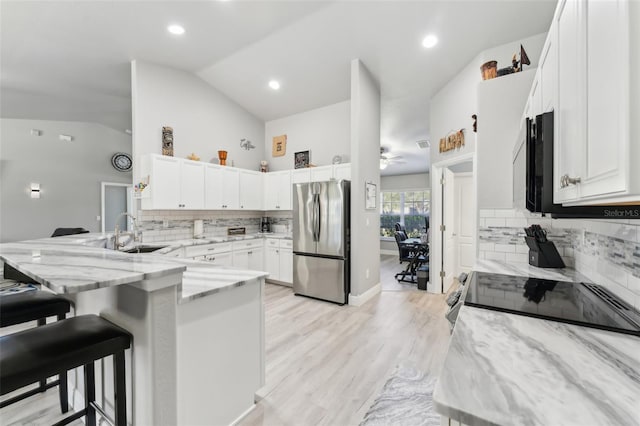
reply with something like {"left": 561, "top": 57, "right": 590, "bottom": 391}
{"left": 380, "top": 190, "right": 430, "bottom": 238}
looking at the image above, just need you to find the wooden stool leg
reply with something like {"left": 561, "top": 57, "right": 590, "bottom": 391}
{"left": 113, "top": 351, "right": 127, "bottom": 426}
{"left": 84, "top": 362, "right": 96, "bottom": 426}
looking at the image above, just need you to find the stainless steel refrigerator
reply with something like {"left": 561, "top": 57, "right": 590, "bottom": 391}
{"left": 293, "top": 180, "right": 350, "bottom": 305}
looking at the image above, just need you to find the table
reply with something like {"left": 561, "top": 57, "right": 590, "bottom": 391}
{"left": 395, "top": 239, "right": 429, "bottom": 283}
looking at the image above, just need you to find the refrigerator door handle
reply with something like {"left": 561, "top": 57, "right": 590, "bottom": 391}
{"left": 313, "top": 194, "right": 320, "bottom": 242}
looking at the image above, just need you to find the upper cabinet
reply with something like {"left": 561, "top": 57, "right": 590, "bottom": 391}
{"left": 264, "top": 171, "right": 292, "bottom": 210}
{"left": 238, "top": 169, "right": 263, "bottom": 210}
{"left": 552, "top": 0, "right": 635, "bottom": 205}
{"left": 205, "top": 164, "right": 239, "bottom": 210}
{"left": 141, "top": 155, "right": 204, "bottom": 210}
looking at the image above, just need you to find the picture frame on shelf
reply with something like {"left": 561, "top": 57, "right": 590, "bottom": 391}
{"left": 294, "top": 150, "right": 310, "bottom": 169}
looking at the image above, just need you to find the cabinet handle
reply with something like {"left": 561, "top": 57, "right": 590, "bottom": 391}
{"left": 207, "top": 248, "right": 216, "bottom": 251}
{"left": 248, "top": 251, "right": 252, "bottom": 255}
{"left": 560, "top": 174, "right": 581, "bottom": 188}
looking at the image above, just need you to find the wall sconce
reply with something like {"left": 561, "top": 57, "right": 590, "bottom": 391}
{"left": 30, "top": 183, "right": 41, "bottom": 199}
{"left": 239, "top": 138, "right": 256, "bottom": 150}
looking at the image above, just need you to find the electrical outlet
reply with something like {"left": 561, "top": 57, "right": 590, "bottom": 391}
{"left": 96, "top": 215, "right": 101, "bottom": 221}
{"left": 163, "top": 219, "right": 169, "bottom": 228}
{"left": 366, "top": 268, "right": 370, "bottom": 279}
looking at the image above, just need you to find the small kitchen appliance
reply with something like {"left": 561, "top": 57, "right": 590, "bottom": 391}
{"left": 464, "top": 272, "right": 640, "bottom": 337}
{"left": 260, "top": 217, "right": 271, "bottom": 233}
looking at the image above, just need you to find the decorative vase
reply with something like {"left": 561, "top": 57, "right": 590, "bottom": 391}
{"left": 218, "top": 150, "right": 228, "bottom": 166}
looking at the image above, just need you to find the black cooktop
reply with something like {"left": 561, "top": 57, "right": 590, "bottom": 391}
{"left": 464, "top": 272, "right": 640, "bottom": 337}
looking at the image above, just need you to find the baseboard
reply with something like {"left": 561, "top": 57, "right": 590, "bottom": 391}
{"left": 229, "top": 403, "right": 256, "bottom": 426}
{"left": 380, "top": 249, "right": 397, "bottom": 256}
{"left": 348, "top": 283, "right": 381, "bottom": 306}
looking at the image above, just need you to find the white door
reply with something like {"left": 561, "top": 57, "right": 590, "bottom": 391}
{"left": 239, "top": 170, "right": 263, "bottom": 210}
{"left": 442, "top": 168, "right": 456, "bottom": 292}
{"left": 279, "top": 249, "right": 293, "bottom": 284}
{"left": 180, "top": 161, "right": 205, "bottom": 209}
{"left": 151, "top": 156, "right": 180, "bottom": 209}
{"left": 454, "top": 174, "right": 475, "bottom": 274}
{"left": 265, "top": 247, "right": 280, "bottom": 280}
{"left": 221, "top": 168, "right": 239, "bottom": 210}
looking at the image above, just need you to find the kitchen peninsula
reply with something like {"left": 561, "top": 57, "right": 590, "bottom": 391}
{"left": 0, "top": 233, "right": 268, "bottom": 426}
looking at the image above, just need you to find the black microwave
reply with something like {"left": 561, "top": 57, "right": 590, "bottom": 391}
{"left": 517, "top": 111, "right": 639, "bottom": 218}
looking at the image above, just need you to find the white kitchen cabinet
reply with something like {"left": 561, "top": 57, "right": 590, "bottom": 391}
{"left": 264, "top": 239, "right": 292, "bottom": 285}
{"left": 205, "top": 164, "right": 239, "bottom": 210}
{"left": 263, "top": 171, "right": 292, "bottom": 210}
{"left": 278, "top": 249, "right": 293, "bottom": 284}
{"left": 206, "top": 251, "right": 233, "bottom": 267}
{"left": 141, "top": 155, "right": 204, "bottom": 210}
{"left": 310, "top": 166, "right": 333, "bottom": 182}
{"left": 539, "top": 23, "right": 557, "bottom": 114}
{"left": 333, "top": 163, "right": 351, "bottom": 181}
{"left": 553, "top": 0, "right": 634, "bottom": 204}
{"left": 291, "top": 168, "right": 311, "bottom": 184}
{"left": 238, "top": 170, "right": 263, "bottom": 210}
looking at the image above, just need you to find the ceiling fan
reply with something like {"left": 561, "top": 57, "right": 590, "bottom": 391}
{"left": 380, "top": 147, "right": 405, "bottom": 169}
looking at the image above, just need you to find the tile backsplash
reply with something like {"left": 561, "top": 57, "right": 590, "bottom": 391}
{"left": 479, "top": 208, "right": 640, "bottom": 309}
{"left": 137, "top": 210, "right": 292, "bottom": 242}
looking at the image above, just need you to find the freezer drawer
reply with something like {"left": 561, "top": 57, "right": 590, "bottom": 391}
{"left": 293, "top": 254, "right": 347, "bottom": 305}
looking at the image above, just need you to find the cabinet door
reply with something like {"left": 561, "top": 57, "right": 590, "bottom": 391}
{"left": 221, "top": 168, "right": 240, "bottom": 209}
{"left": 211, "top": 251, "right": 233, "bottom": 267}
{"left": 291, "top": 169, "right": 311, "bottom": 184}
{"left": 239, "top": 170, "right": 263, "bottom": 210}
{"left": 333, "top": 164, "right": 351, "bottom": 181}
{"left": 580, "top": 0, "right": 629, "bottom": 198}
{"left": 539, "top": 24, "right": 557, "bottom": 113}
{"left": 232, "top": 249, "right": 250, "bottom": 269}
{"left": 277, "top": 171, "right": 292, "bottom": 210}
{"left": 248, "top": 247, "right": 264, "bottom": 271}
{"left": 205, "top": 165, "right": 223, "bottom": 209}
{"left": 530, "top": 73, "right": 542, "bottom": 117}
{"left": 264, "top": 247, "right": 280, "bottom": 281}
{"left": 263, "top": 173, "right": 279, "bottom": 210}
{"left": 310, "top": 166, "right": 332, "bottom": 182}
{"left": 278, "top": 249, "right": 293, "bottom": 284}
{"left": 180, "top": 161, "right": 205, "bottom": 209}
{"left": 151, "top": 156, "right": 180, "bottom": 209}
{"left": 554, "top": 0, "right": 586, "bottom": 203}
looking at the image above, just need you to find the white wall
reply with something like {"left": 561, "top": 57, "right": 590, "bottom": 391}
{"left": 131, "top": 60, "right": 265, "bottom": 179}
{"left": 0, "top": 118, "right": 132, "bottom": 242}
{"left": 349, "top": 59, "right": 381, "bottom": 298}
{"left": 380, "top": 173, "right": 430, "bottom": 191}
{"left": 264, "top": 101, "right": 350, "bottom": 171}
{"left": 477, "top": 69, "right": 534, "bottom": 208}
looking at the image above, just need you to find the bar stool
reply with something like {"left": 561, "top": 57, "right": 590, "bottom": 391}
{"left": 0, "top": 314, "right": 132, "bottom": 426}
{"left": 0, "top": 290, "right": 71, "bottom": 412}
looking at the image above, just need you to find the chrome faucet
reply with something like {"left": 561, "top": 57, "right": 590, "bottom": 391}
{"left": 114, "top": 212, "right": 140, "bottom": 250}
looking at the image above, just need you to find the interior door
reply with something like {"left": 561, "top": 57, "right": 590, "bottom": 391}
{"left": 454, "top": 174, "right": 475, "bottom": 274}
{"left": 442, "top": 168, "right": 456, "bottom": 292}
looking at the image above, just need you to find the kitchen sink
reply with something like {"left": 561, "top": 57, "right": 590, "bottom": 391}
{"left": 121, "top": 245, "right": 168, "bottom": 254}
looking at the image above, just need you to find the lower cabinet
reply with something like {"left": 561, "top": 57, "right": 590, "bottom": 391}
{"left": 232, "top": 247, "right": 264, "bottom": 271}
{"left": 264, "top": 239, "right": 293, "bottom": 286}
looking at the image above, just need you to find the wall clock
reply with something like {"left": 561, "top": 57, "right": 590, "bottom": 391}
{"left": 111, "top": 152, "right": 132, "bottom": 172}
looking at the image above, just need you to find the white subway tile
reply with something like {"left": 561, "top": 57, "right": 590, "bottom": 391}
{"left": 506, "top": 253, "right": 529, "bottom": 263}
{"left": 505, "top": 218, "right": 528, "bottom": 228}
{"left": 479, "top": 218, "right": 486, "bottom": 228}
{"left": 479, "top": 243, "right": 495, "bottom": 252}
{"left": 479, "top": 209, "right": 495, "bottom": 218}
{"left": 494, "top": 209, "right": 516, "bottom": 218}
{"left": 478, "top": 251, "right": 486, "bottom": 259}
{"left": 495, "top": 244, "right": 516, "bottom": 253}
{"left": 485, "top": 252, "right": 506, "bottom": 261}
{"left": 485, "top": 218, "right": 506, "bottom": 227}
{"left": 516, "top": 244, "right": 529, "bottom": 254}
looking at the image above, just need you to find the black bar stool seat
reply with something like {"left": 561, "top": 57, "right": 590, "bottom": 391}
{"left": 0, "top": 315, "right": 132, "bottom": 426}
{"left": 0, "top": 290, "right": 71, "bottom": 327}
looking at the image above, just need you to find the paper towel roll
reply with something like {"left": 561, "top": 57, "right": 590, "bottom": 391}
{"left": 194, "top": 220, "right": 204, "bottom": 238}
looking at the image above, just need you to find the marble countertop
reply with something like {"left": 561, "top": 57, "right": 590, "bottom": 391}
{"left": 150, "top": 233, "right": 292, "bottom": 255}
{"left": 433, "top": 260, "right": 640, "bottom": 426}
{"left": 0, "top": 233, "right": 270, "bottom": 299}
{"left": 473, "top": 259, "right": 592, "bottom": 283}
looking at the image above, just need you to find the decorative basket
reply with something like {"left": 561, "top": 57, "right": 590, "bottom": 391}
{"left": 480, "top": 61, "right": 498, "bottom": 80}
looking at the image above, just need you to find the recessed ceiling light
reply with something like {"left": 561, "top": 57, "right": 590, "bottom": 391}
{"left": 168, "top": 24, "right": 185, "bottom": 35}
{"left": 422, "top": 34, "right": 438, "bottom": 49}
{"left": 269, "top": 80, "right": 280, "bottom": 90}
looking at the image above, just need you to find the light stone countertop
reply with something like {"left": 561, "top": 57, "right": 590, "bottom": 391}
{"left": 433, "top": 260, "right": 640, "bottom": 426}
{"left": 0, "top": 233, "right": 271, "bottom": 300}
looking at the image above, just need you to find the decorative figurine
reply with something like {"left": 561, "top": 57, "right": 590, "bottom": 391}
{"left": 187, "top": 153, "right": 200, "bottom": 161}
{"left": 162, "top": 126, "right": 174, "bottom": 156}
{"left": 218, "top": 150, "right": 228, "bottom": 166}
{"left": 260, "top": 160, "right": 268, "bottom": 173}
{"left": 472, "top": 114, "right": 478, "bottom": 133}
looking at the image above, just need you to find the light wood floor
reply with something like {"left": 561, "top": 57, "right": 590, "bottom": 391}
{"left": 0, "top": 256, "right": 451, "bottom": 426}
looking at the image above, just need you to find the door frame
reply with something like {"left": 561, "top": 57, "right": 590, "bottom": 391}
{"left": 101, "top": 182, "right": 134, "bottom": 233}
{"left": 453, "top": 172, "right": 474, "bottom": 275}
{"left": 430, "top": 152, "right": 477, "bottom": 293}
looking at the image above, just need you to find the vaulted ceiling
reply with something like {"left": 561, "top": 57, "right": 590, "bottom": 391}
{"left": 1, "top": 0, "right": 556, "bottom": 175}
